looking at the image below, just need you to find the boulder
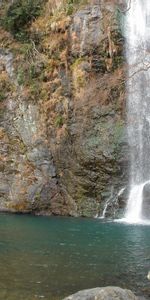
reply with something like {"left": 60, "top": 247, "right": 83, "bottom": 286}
{"left": 63, "top": 286, "right": 138, "bottom": 300}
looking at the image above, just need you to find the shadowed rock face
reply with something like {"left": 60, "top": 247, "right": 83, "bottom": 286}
{"left": 0, "top": 0, "right": 128, "bottom": 216}
{"left": 0, "top": 52, "right": 65, "bottom": 214}
{"left": 63, "top": 286, "right": 138, "bottom": 300}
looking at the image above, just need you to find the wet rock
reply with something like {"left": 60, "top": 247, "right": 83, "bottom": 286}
{"left": 142, "top": 183, "right": 150, "bottom": 219}
{"left": 63, "top": 286, "right": 138, "bottom": 300}
{"left": 117, "top": 187, "right": 129, "bottom": 208}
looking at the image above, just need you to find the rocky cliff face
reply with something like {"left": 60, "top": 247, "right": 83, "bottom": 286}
{"left": 0, "top": 0, "right": 128, "bottom": 217}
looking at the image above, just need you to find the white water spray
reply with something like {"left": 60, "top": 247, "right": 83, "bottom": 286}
{"left": 125, "top": 181, "right": 150, "bottom": 223}
{"left": 124, "top": 0, "right": 150, "bottom": 224}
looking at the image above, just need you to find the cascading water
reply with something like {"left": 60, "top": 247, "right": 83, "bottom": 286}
{"left": 124, "top": 0, "right": 150, "bottom": 223}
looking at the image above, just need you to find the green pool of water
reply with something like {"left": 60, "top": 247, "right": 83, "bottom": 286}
{"left": 0, "top": 214, "right": 149, "bottom": 300}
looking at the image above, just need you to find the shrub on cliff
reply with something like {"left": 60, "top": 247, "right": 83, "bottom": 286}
{"left": 65, "top": 0, "right": 88, "bottom": 15}
{"left": 1, "top": 0, "right": 46, "bottom": 40}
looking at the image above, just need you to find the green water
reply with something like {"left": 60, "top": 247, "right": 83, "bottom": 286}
{"left": 0, "top": 214, "right": 149, "bottom": 300}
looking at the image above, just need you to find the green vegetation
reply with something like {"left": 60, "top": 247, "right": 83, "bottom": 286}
{"left": 65, "top": 0, "right": 88, "bottom": 15}
{"left": 113, "top": 120, "right": 124, "bottom": 152}
{"left": 29, "top": 82, "right": 41, "bottom": 99}
{"left": 71, "top": 57, "right": 85, "bottom": 70}
{"left": 55, "top": 115, "right": 64, "bottom": 128}
{"left": 29, "top": 64, "right": 36, "bottom": 80}
{"left": 18, "top": 43, "right": 34, "bottom": 59}
{"left": 0, "top": 91, "right": 6, "bottom": 102}
{"left": 17, "top": 67, "right": 25, "bottom": 85}
{"left": 1, "top": 0, "right": 46, "bottom": 40}
{"left": 113, "top": 55, "right": 124, "bottom": 69}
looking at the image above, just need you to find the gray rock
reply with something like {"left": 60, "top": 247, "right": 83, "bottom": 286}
{"left": 142, "top": 183, "right": 150, "bottom": 219}
{"left": 14, "top": 103, "right": 40, "bottom": 146}
{"left": 71, "top": 5, "right": 103, "bottom": 56}
{"left": 63, "top": 286, "right": 138, "bottom": 300}
{"left": 0, "top": 49, "right": 14, "bottom": 79}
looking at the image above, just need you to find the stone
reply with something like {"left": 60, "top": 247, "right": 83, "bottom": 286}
{"left": 70, "top": 5, "right": 103, "bottom": 56}
{"left": 0, "top": 49, "right": 14, "bottom": 79}
{"left": 142, "top": 183, "right": 150, "bottom": 219}
{"left": 63, "top": 287, "right": 138, "bottom": 300}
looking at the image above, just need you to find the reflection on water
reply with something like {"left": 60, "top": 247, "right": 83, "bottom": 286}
{"left": 0, "top": 214, "right": 149, "bottom": 300}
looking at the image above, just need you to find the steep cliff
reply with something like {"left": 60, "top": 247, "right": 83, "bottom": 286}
{"left": 0, "top": 0, "right": 128, "bottom": 217}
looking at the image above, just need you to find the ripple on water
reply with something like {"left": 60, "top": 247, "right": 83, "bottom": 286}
{"left": 0, "top": 214, "right": 149, "bottom": 300}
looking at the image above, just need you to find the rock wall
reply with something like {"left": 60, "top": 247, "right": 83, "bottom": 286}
{"left": 0, "top": 0, "right": 128, "bottom": 216}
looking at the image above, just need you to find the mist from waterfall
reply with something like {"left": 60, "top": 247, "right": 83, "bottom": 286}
{"left": 124, "top": 0, "right": 150, "bottom": 223}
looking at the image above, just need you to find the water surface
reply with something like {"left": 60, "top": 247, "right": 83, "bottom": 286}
{"left": 0, "top": 214, "right": 149, "bottom": 299}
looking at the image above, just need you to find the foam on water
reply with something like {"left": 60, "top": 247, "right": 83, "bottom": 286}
{"left": 115, "top": 217, "right": 150, "bottom": 226}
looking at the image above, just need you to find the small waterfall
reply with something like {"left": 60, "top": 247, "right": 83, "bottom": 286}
{"left": 99, "top": 198, "right": 110, "bottom": 219}
{"left": 124, "top": 0, "right": 150, "bottom": 223}
{"left": 99, "top": 187, "right": 114, "bottom": 219}
{"left": 99, "top": 187, "right": 125, "bottom": 219}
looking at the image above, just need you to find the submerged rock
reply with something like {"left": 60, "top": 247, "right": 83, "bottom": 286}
{"left": 63, "top": 286, "right": 138, "bottom": 300}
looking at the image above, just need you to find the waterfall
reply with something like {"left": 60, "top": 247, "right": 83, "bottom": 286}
{"left": 124, "top": 0, "right": 150, "bottom": 223}
{"left": 99, "top": 187, "right": 125, "bottom": 219}
{"left": 125, "top": 182, "right": 149, "bottom": 223}
{"left": 99, "top": 197, "right": 111, "bottom": 219}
